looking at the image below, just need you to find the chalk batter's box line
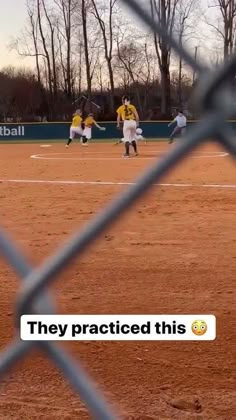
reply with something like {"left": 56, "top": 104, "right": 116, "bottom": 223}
{"left": 0, "top": 179, "right": 236, "bottom": 189}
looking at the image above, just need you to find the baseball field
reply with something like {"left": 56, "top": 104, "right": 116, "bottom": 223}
{"left": 0, "top": 141, "right": 235, "bottom": 419}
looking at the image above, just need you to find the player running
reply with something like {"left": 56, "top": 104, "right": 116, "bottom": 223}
{"left": 116, "top": 96, "right": 140, "bottom": 158}
{"left": 81, "top": 113, "right": 106, "bottom": 146}
{"left": 168, "top": 110, "right": 187, "bottom": 144}
{"left": 66, "top": 109, "right": 83, "bottom": 148}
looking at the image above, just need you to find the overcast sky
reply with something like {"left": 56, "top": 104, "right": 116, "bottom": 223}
{"left": 0, "top": 0, "right": 36, "bottom": 68}
{"left": 0, "top": 0, "right": 218, "bottom": 70}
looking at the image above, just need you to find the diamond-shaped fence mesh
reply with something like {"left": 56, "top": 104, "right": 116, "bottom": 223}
{"left": 0, "top": 1, "right": 235, "bottom": 419}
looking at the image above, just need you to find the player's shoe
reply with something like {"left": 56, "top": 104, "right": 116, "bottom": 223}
{"left": 135, "top": 153, "right": 139, "bottom": 156}
{"left": 123, "top": 153, "right": 130, "bottom": 158}
{"left": 65, "top": 145, "right": 69, "bottom": 148}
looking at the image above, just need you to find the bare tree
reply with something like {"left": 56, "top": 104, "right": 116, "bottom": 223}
{"left": 81, "top": 0, "right": 92, "bottom": 109}
{"left": 7, "top": 0, "right": 221, "bottom": 120}
{"left": 37, "top": 0, "right": 53, "bottom": 95}
{"left": 53, "top": 0, "right": 77, "bottom": 98}
{"left": 115, "top": 38, "right": 158, "bottom": 118}
{"left": 207, "top": 0, "right": 236, "bottom": 60}
{"left": 41, "top": 0, "right": 58, "bottom": 96}
{"left": 174, "top": 0, "right": 200, "bottom": 106}
{"left": 0, "top": 67, "right": 42, "bottom": 121}
{"left": 91, "top": 0, "right": 118, "bottom": 111}
{"left": 74, "top": 38, "right": 84, "bottom": 96}
{"left": 150, "top": 0, "right": 179, "bottom": 117}
{"left": 56, "top": 19, "right": 67, "bottom": 92}
{"left": 10, "top": 0, "right": 46, "bottom": 85}
{"left": 116, "top": 42, "right": 144, "bottom": 115}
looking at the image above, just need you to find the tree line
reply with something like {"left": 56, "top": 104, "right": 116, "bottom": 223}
{"left": 1, "top": 0, "right": 236, "bottom": 122}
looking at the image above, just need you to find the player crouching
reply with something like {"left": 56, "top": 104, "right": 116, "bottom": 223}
{"left": 81, "top": 113, "right": 106, "bottom": 146}
{"left": 114, "top": 127, "right": 146, "bottom": 147}
{"left": 135, "top": 127, "right": 147, "bottom": 143}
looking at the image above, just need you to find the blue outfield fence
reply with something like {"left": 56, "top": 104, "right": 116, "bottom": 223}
{"left": 0, "top": 121, "right": 186, "bottom": 141}
{"left": 0, "top": 120, "right": 231, "bottom": 141}
{"left": 1, "top": 120, "right": 236, "bottom": 141}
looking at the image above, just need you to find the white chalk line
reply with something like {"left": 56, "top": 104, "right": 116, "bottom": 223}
{"left": 0, "top": 179, "right": 235, "bottom": 189}
{"left": 32, "top": 150, "right": 227, "bottom": 155}
{"left": 30, "top": 151, "right": 229, "bottom": 160}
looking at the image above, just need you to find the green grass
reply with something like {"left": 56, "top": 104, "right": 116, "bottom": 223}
{"left": 0, "top": 139, "right": 65, "bottom": 144}
{"left": 0, "top": 138, "right": 167, "bottom": 145}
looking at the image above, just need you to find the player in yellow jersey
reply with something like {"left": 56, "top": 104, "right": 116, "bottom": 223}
{"left": 81, "top": 113, "right": 106, "bottom": 146}
{"left": 116, "top": 96, "right": 139, "bottom": 158}
{"left": 66, "top": 109, "right": 83, "bottom": 148}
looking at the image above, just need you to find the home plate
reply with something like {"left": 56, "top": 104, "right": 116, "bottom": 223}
{"left": 40, "top": 145, "right": 52, "bottom": 147}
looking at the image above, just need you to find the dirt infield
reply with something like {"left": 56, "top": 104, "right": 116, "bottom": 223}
{"left": 0, "top": 141, "right": 235, "bottom": 419}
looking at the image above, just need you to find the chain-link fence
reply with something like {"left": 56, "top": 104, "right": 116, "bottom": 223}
{"left": 0, "top": 1, "right": 235, "bottom": 419}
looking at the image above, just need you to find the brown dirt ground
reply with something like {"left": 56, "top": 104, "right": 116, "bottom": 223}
{"left": 0, "top": 141, "right": 235, "bottom": 420}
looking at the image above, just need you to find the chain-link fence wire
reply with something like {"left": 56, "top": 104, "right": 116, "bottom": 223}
{"left": 0, "top": 1, "right": 235, "bottom": 419}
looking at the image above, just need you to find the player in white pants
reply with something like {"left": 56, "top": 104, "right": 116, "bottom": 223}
{"left": 81, "top": 113, "right": 106, "bottom": 146}
{"left": 168, "top": 110, "right": 187, "bottom": 144}
{"left": 116, "top": 96, "right": 140, "bottom": 157}
{"left": 66, "top": 109, "right": 83, "bottom": 147}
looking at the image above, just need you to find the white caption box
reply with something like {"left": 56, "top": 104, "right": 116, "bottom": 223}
{"left": 20, "top": 314, "right": 216, "bottom": 341}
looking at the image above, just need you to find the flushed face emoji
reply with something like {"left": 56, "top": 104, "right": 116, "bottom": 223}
{"left": 191, "top": 320, "right": 207, "bottom": 336}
